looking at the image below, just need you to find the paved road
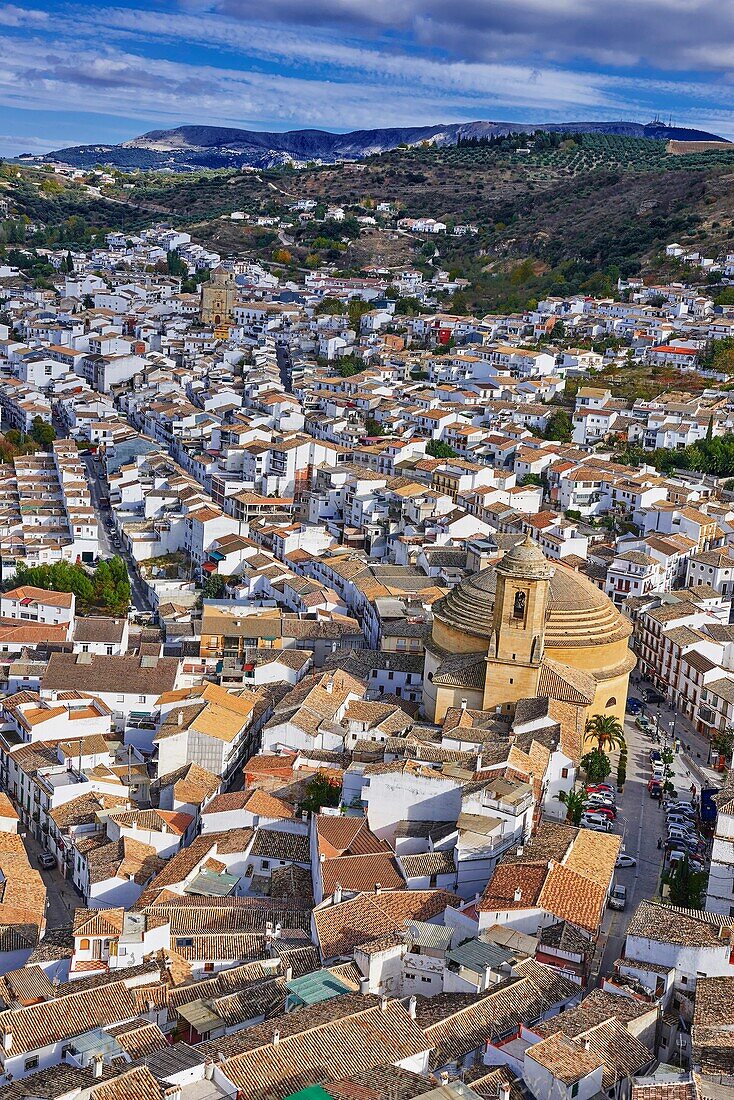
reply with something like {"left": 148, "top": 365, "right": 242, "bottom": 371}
{"left": 22, "top": 832, "right": 78, "bottom": 929}
{"left": 596, "top": 704, "right": 711, "bottom": 980}
{"left": 81, "top": 454, "right": 152, "bottom": 612}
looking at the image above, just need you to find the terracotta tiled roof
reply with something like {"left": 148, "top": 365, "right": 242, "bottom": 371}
{"left": 538, "top": 861, "right": 608, "bottom": 934}
{"left": 215, "top": 995, "right": 429, "bottom": 1100}
{"left": 321, "top": 852, "right": 405, "bottom": 897}
{"left": 478, "top": 864, "right": 547, "bottom": 911}
{"left": 314, "top": 888, "right": 460, "bottom": 960}
{"left": 0, "top": 979, "right": 138, "bottom": 1055}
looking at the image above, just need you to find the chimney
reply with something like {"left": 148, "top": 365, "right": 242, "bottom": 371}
{"left": 204, "top": 1058, "right": 214, "bottom": 1081}
{"left": 408, "top": 995, "right": 417, "bottom": 1020}
{"left": 285, "top": 966, "right": 293, "bottom": 982}
{"left": 499, "top": 1086, "right": 511, "bottom": 1100}
{"left": 272, "top": 1029, "right": 280, "bottom": 1046}
{"left": 265, "top": 920, "right": 273, "bottom": 939}
{"left": 583, "top": 1038, "right": 591, "bottom": 1052}
{"left": 2, "top": 1031, "right": 12, "bottom": 1053}
{"left": 374, "top": 883, "right": 382, "bottom": 895}
{"left": 380, "top": 995, "right": 388, "bottom": 1012}
{"left": 514, "top": 888, "right": 522, "bottom": 903}
{"left": 359, "top": 976, "right": 370, "bottom": 996}
{"left": 92, "top": 1055, "right": 104, "bottom": 1079}
{"left": 333, "top": 882, "right": 343, "bottom": 905}
{"left": 516, "top": 845, "right": 524, "bottom": 856}
{"left": 177, "top": 711, "right": 183, "bottom": 727}
{"left": 165, "top": 1088, "right": 181, "bottom": 1100}
{"left": 460, "top": 698, "right": 467, "bottom": 710}
{"left": 324, "top": 675, "right": 333, "bottom": 695}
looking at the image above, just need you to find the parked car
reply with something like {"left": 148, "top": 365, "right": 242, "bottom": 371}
{"left": 627, "top": 697, "right": 643, "bottom": 714}
{"left": 586, "top": 802, "right": 617, "bottom": 818}
{"left": 668, "top": 828, "right": 699, "bottom": 845}
{"left": 38, "top": 852, "right": 56, "bottom": 870}
{"left": 587, "top": 791, "right": 616, "bottom": 806}
{"left": 608, "top": 884, "right": 627, "bottom": 910}
{"left": 650, "top": 749, "right": 662, "bottom": 763}
{"left": 615, "top": 854, "right": 637, "bottom": 869}
{"left": 580, "top": 812, "right": 613, "bottom": 832}
{"left": 586, "top": 783, "right": 616, "bottom": 796}
{"left": 648, "top": 779, "right": 662, "bottom": 799}
{"left": 636, "top": 717, "right": 650, "bottom": 731}
{"left": 668, "top": 850, "right": 704, "bottom": 873}
{"left": 667, "top": 806, "right": 696, "bottom": 821}
{"left": 667, "top": 816, "right": 697, "bottom": 831}
{"left": 589, "top": 806, "right": 617, "bottom": 821}
{"left": 645, "top": 689, "right": 666, "bottom": 705}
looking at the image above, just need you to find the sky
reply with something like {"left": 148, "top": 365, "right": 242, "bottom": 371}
{"left": 2, "top": 0, "right": 734, "bottom": 157}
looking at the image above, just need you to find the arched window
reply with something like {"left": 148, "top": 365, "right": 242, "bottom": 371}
{"left": 79, "top": 938, "right": 90, "bottom": 951}
{"left": 606, "top": 696, "right": 617, "bottom": 708}
{"left": 513, "top": 591, "right": 526, "bottom": 620}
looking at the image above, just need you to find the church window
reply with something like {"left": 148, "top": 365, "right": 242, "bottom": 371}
{"left": 513, "top": 591, "right": 526, "bottom": 620}
{"left": 606, "top": 696, "right": 617, "bottom": 708}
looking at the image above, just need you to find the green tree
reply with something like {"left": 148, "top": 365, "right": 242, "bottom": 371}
{"left": 557, "top": 787, "right": 587, "bottom": 825}
{"left": 202, "top": 573, "right": 229, "bottom": 600}
{"left": 315, "top": 297, "right": 346, "bottom": 316}
{"left": 364, "top": 418, "right": 384, "bottom": 437}
{"left": 586, "top": 714, "right": 625, "bottom": 755}
{"left": 30, "top": 416, "right": 56, "bottom": 449}
{"left": 617, "top": 744, "right": 628, "bottom": 789}
{"left": 712, "top": 727, "right": 734, "bottom": 768}
{"left": 543, "top": 409, "right": 573, "bottom": 442}
{"left": 425, "top": 439, "right": 458, "bottom": 459}
{"left": 667, "top": 856, "right": 707, "bottom": 909}
{"left": 580, "top": 748, "right": 611, "bottom": 783}
{"left": 301, "top": 772, "right": 340, "bottom": 814}
{"left": 347, "top": 299, "right": 371, "bottom": 329}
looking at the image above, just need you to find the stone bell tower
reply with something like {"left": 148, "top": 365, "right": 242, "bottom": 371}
{"left": 200, "top": 268, "right": 236, "bottom": 326}
{"left": 483, "top": 533, "right": 555, "bottom": 714}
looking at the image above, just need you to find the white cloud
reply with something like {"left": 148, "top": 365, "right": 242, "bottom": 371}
{"left": 0, "top": 4, "right": 47, "bottom": 26}
{"left": 0, "top": 0, "right": 733, "bottom": 148}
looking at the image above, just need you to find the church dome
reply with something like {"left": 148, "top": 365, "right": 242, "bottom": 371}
{"left": 432, "top": 556, "right": 631, "bottom": 649}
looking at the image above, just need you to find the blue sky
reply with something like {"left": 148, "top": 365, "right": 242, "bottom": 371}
{"left": 2, "top": 0, "right": 734, "bottom": 156}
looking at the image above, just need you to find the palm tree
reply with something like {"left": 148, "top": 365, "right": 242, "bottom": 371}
{"left": 586, "top": 713, "right": 625, "bottom": 755}
{"left": 557, "top": 788, "right": 587, "bottom": 826}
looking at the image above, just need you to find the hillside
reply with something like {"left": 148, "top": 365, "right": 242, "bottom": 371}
{"left": 24, "top": 120, "right": 728, "bottom": 172}
{"left": 5, "top": 134, "right": 734, "bottom": 310}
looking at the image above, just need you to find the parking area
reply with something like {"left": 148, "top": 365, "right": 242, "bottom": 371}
{"left": 593, "top": 694, "right": 713, "bottom": 980}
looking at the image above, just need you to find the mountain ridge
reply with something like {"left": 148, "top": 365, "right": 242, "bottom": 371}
{"left": 21, "top": 119, "right": 730, "bottom": 172}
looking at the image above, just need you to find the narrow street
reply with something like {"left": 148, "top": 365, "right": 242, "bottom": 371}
{"left": 22, "top": 831, "right": 78, "bottom": 930}
{"left": 597, "top": 691, "right": 721, "bottom": 979}
{"left": 81, "top": 454, "right": 153, "bottom": 612}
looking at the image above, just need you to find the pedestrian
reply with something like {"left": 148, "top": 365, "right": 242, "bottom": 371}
{"left": 657, "top": 837, "right": 662, "bottom": 850}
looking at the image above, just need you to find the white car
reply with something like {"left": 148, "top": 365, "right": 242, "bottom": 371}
{"left": 615, "top": 854, "right": 637, "bottom": 869}
{"left": 668, "top": 827, "right": 698, "bottom": 844}
{"left": 580, "top": 812, "right": 613, "bottom": 832}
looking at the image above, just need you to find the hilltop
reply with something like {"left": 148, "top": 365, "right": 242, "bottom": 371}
{"left": 23, "top": 119, "right": 728, "bottom": 172}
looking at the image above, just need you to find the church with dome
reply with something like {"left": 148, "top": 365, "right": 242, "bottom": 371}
{"left": 422, "top": 535, "right": 636, "bottom": 742}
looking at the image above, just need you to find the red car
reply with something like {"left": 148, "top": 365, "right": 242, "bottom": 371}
{"left": 586, "top": 784, "right": 615, "bottom": 796}
{"left": 589, "top": 805, "right": 616, "bottom": 820}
